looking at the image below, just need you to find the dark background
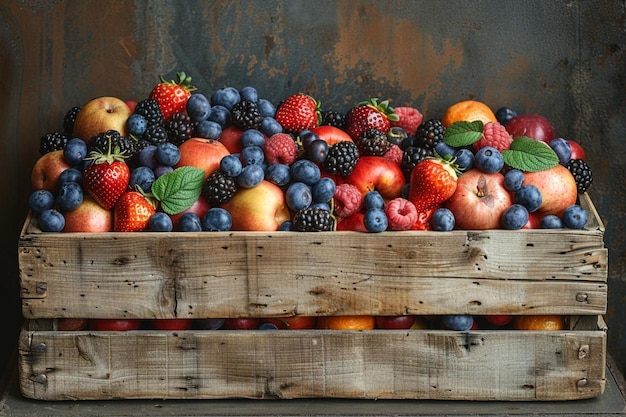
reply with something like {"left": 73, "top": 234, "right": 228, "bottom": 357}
{"left": 1, "top": 0, "right": 624, "bottom": 376}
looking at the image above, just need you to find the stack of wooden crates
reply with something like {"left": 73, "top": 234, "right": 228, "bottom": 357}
{"left": 17, "top": 193, "right": 608, "bottom": 401}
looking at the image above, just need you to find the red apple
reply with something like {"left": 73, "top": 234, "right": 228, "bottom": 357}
{"left": 522, "top": 164, "right": 578, "bottom": 217}
{"left": 90, "top": 319, "right": 142, "bottom": 331}
{"left": 151, "top": 319, "right": 194, "bottom": 330}
{"left": 375, "top": 315, "right": 416, "bottom": 329}
{"left": 264, "top": 316, "right": 317, "bottom": 330}
{"left": 522, "top": 212, "right": 540, "bottom": 230}
{"left": 169, "top": 196, "right": 211, "bottom": 230}
{"left": 219, "top": 125, "right": 245, "bottom": 154}
{"left": 445, "top": 169, "right": 514, "bottom": 230}
{"left": 73, "top": 96, "right": 132, "bottom": 140}
{"left": 485, "top": 315, "right": 513, "bottom": 327}
{"left": 344, "top": 156, "right": 406, "bottom": 200}
{"left": 220, "top": 180, "right": 291, "bottom": 231}
{"left": 57, "top": 318, "right": 89, "bottom": 331}
{"left": 63, "top": 195, "right": 113, "bottom": 232}
{"left": 310, "top": 125, "right": 353, "bottom": 145}
{"left": 505, "top": 114, "right": 555, "bottom": 143}
{"left": 568, "top": 140, "right": 587, "bottom": 160}
{"left": 175, "top": 137, "right": 230, "bottom": 179}
{"left": 222, "top": 318, "right": 261, "bottom": 330}
{"left": 31, "top": 150, "right": 73, "bottom": 192}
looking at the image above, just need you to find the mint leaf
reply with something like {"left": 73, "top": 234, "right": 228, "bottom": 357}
{"left": 502, "top": 136, "right": 559, "bottom": 172}
{"left": 151, "top": 166, "right": 205, "bottom": 215}
{"left": 443, "top": 121, "right": 484, "bottom": 147}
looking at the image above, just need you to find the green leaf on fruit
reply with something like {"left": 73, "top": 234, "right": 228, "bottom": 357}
{"left": 502, "top": 136, "right": 560, "bottom": 172}
{"left": 151, "top": 166, "right": 205, "bottom": 215}
{"left": 443, "top": 121, "right": 484, "bottom": 147}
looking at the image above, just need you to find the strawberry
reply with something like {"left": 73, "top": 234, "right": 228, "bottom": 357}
{"left": 345, "top": 98, "right": 399, "bottom": 140}
{"left": 113, "top": 190, "right": 157, "bottom": 232}
{"left": 408, "top": 158, "right": 458, "bottom": 212}
{"left": 473, "top": 121, "right": 512, "bottom": 152}
{"left": 274, "top": 93, "right": 320, "bottom": 133}
{"left": 149, "top": 71, "right": 196, "bottom": 122}
{"left": 390, "top": 106, "right": 423, "bottom": 136}
{"left": 83, "top": 140, "right": 130, "bottom": 210}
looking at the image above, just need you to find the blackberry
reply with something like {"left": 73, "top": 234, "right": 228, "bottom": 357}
{"left": 203, "top": 170, "right": 238, "bottom": 205}
{"left": 165, "top": 113, "right": 195, "bottom": 146}
{"left": 230, "top": 100, "right": 263, "bottom": 131}
{"left": 324, "top": 141, "right": 360, "bottom": 176}
{"left": 143, "top": 124, "right": 168, "bottom": 145}
{"left": 39, "top": 132, "right": 69, "bottom": 155}
{"left": 129, "top": 138, "right": 153, "bottom": 167}
{"left": 566, "top": 158, "right": 593, "bottom": 193}
{"left": 62, "top": 106, "right": 81, "bottom": 135}
{"left": 134, "top": 98, "right": 164, "bottom": 127}
{"left": 358, "top": 128, "right": 391, "bottom": 156}
{"left": 402, "top": 146, "right": 433, "bottom": 179}
{"left": 414, "top": 119, "right": 445, "bottom": 151}
{"left": 88, "top": 129, "right": 137, "bottom": 159}
{"left": 320, "top": 110, "right": 345, "bottom": 129}
{"left": 292, "top": 207, "right": 335, "bottom": 232}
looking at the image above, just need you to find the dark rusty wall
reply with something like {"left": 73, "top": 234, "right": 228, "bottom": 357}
{"left": 1, "top": 0, "right": 625, "bottom": 375}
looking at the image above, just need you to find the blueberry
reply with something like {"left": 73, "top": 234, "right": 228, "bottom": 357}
{"left": 240, "top": 129, "right": 265, "bottom": 148}
{"left": 501, "top": 204, "right": 529, "bottom": 230}
{"left": 58, "top": 167, "right": 83, "bottom": 186}
{"left": 434, "top": 141, "right": 456, "bottom": 159}
{"left": 264, "top": 163, "right": 291, "bottom": 186}
{"left": 278, "top": 221, "right": 293, "bottom": 231}
{"left": 195, "top": 120, "right": 222, "bottom": 140}
{"left": 562, "top": 205, "right": 588, "bottom": 229}
{"left": 260, "top": 117, "right": 283, "bottom": 136}
{"left": 515, "top": 184, "right": 542, "bottom": 212}
{"left": 311, "top": 202, "right": 331, "bottom": 211}
{"left": 363, "top": 191, "right": 385, "bottom": 210}
{"left": 126, "top": 114, "right": 148, "bottom": 137}
{"left": 540, "top": 214, "right": 563, "bottom": 229}
{"left": 257, "top": 322, "right": 279, "bottom": 330}
{"left": 306, "top": 139, "right": 329, "bottom": 164}
{"left": 239, "top": 86, "right": 259, "bottom": 103}
{"left": 300, "top": 130, "right": 321, "bottom": 149}
{"left": 210, "top": 87, "right": 240, "bottom": 111}
{"left": 56, "top": 181, "right": 84, "bottom": 212}
{"left": 130, "top": 166, "right": 156, "bottom": 192}
{"left": 240, "top": 145, "right": 265, "bottom": 166}
{"left": 504, "top": 169, "right": 525, "bottom": 192}
{"left": 29, "top": 189, "right": 55, "bottom": 214}
{"left": 495, "top": 106, "right": 517, "bottom": 126}
{"left": 454, "top": 148, "right": 474, "bottom": 172}
{"left": 154, "top": 165, "right": 174, "bottom": 178}
{"left": 186, "top": 93, "right": 211, "bottom": 122}
{"left": 155, "top": 142, "right": 181, "bottom": 166}
{"left": 311, "top": 177, "right": 336, "bottom": 203}
{"left": 148, "top": 212, "right": 173, "bottom": 232}
{"left": 202, "top": 207, "right": 232, "bottom": 231}
{"left": 549, "top": 138, "right": 572, "bottom": 165}
{"left": 474, "top": 146, "right": 504, "bottom": 174}
{"left": 363, "top": 208, "right": 388, "bottom": 233}
{"left": 290, "top": 159, "right": 321, "bottom": 185}
{"left": 442, "top": 314, "right": 473, "bottom": 331}
{"left": 38, "top": 208, "right": 65, "bottom": 232}
{"left": 178, "top": 212, "right": 203, "bottom": 232}
{"left": 431, "top": 207, "right": 455, "bottom": 231}
{"left": 236, "top": 164, "right": 264, "bottom": 188}
{"left": 220, "top": 154, "right": 243, "bottom": 177}
{"left": 386, "top": 126, "right": 408, "bottom": 146}
{"left": 138, "top": 145, "right": 159, "bottom": 170}
{"left": 63, "top": 138, "right": 88, "bottom": 165}
{"left": 285, "top": 182, "right": 312, "bottom": 211}
{"left": 196, "top": 318, "right": 225, "bottom": 330}
{"left": 257, "top": 98, "right": 276, "bottom": 118}
{"left": 207, "top": 105, "right": 231, "bottom": 128}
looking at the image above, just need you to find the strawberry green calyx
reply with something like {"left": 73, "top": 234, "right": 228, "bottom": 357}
{"left": 159, "top": 71, "right": 197, "bottom": 93}
{"left": 359, "top": 98, "right": 399, "bottom": 122}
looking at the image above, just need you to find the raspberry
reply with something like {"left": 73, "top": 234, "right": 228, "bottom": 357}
{"left": 391, "top": 106, "right": 423, "bottom": 136}
{"left": 333, "top": 183, "right": 363, "bottom": 218}
{"left": 384, "top": 198, "right": 418, "bottom": 230}
{"left": 383, "top": 144, "right": 403, "bottom": 167}
{"left": 474, "top": 121, "right": 512, "bottom": 152}
{"left": 264, "top": 133, "right": 297, "bottom": 165}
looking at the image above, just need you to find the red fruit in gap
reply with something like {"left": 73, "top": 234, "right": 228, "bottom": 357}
{"left": 58, "top": 318, "right": 89, "bottom": 331}
{"left": 390, "top": 106, "right": 423, "bottom": 136}
{"left": 113, "top": 190, "right": 157, "bottom": 232}
{"left": 222, "top": 318, "right": 262, "bottom": 330}
{"left": 275, "top": 93, "right": 320, "bottom": 133}
{"left": 83, "top": 139, "right": 130, "bottom": 210}
{"left": 264, "top": 316, "right": 317, "bottom": 330}
{"left": 408, "top": 158, "right": 458, "bottom": 212}
{"left": 152, "top": 319, "right": 194, "bottom": 330}
{"left": 485, "top": 315, "right": 513, "bottom": 327}
{"left": 568, "top": 140, "right": 586, "bottom": 160}
{"left": 91, "top": 319, "right": 142, "bottom": 331}
{"left": 505, "top": 114, "right": 555, "bottom": 144}
{"left": 345, "top": 98, "right": 398, "bottom": 140}
{"left": 150, "top": 71, "right": 196, "bottom": 122}
{"left": 375, "top": 315, "right": 416, "bottom": 329}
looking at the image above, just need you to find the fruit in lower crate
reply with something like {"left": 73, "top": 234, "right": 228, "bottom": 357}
{"left": 442, "top": 100, "right": 497, "bottom": 127}
{"left": 175, "top": 138, "right": 230, "bottom": 180}
{"left": 345, "top": 156, "right": 405, "bottom": 200}
{"left": 58, "top": 318, "right": 89, "bottom": 331}
{"left": 72, "top": 96, "right": 132, "bottom": 140}
{"left": 62, "top": 195, "right": 113, "bottom": 233}
{"left": 521, "top": 164, "right": 577, "bottom": 217}
{"left": 505, "top": 113, "right": 555, "bottom": 143}
{"left": 375, "top": 315, "right": 416, "bottom": 329}
{"left": 408, "top": 158, "right": 458, "bottom": 212}
{"left": 317, "top": 315, "right": 376, "bottom": 330}
{"left": 485, "top": 315, "right": 513, "bottom": 327}
{"left": 31, "top": 150, "right": 73, "bottom": 192}
{"left": 445, "top": 169, "right": 513, "bottom": 230}
{"left": 222, "top": 318, "right": 262, "bottom": 330}
{"left": 264, "top": 316, "right": 317, "bottom": 330}
{"left": 345, "top": 98, "right": 398, "bottom": 140}
{"left": 220, "top": 180, "right": 290, "bottom": 231}
{"left": 442, "top": 314, "right": 474, "bottom": 331}
{"left": 90, "top": 319, "right": 142, "bottom": 331}
{"left": 151, "top": 319, "right": 194, "bottom": 330}
{"left": 512, "top": 315, "right": 566, "bottom": 330}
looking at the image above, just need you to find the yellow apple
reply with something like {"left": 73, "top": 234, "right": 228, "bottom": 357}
{"left": 73, "top": 96, "right": 132, "bottom": 140}
{"left": 522, "top": 164, "right": 578, "bottom": 217}
{"left": 62, "top": 195, "right": 113, "bottom": 232}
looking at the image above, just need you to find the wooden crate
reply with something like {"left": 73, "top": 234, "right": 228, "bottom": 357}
{"left": 16, "top": 193, "right": 609, "bottom": 400}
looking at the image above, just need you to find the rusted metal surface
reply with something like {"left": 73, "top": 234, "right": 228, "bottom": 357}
{"left": 0, "top": 0, "right": 624, "bottom": 376}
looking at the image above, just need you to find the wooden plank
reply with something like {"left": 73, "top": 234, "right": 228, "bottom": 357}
{"left": 17, "top": 320, "right": 606, "bottom": 401}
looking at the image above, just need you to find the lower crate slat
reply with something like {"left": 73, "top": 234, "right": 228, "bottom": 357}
{"left": 18, "top": 319, "right": 606, "bottom": 401}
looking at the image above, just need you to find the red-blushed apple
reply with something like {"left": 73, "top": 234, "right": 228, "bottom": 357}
{"left": 522, "top": 164, "right": 578, "bottom": 217}
{"left": 73, "top": 96, "right": 132, "bottom": 140}
{"left": 169, "top": 195, "right": 211, "bottom": 230}
{"left": 175, "top": 137, "right": 230, "bottom": 179}
{"left": 151, "top": 319, "right": 194, "bottom": 330}
{"left": 445, "top": 169, "right": 513, "bottom": 230}
{"left": 505, "top": 114, "right": 555, "bottom": 144}
{"left": 222, "top": 318, "right": 261, "bottom": 330}
{"left": 125, "top": 100, "right": 137, "bottom": 113}
{"left": 310, "top": 125, "right": 353, "bottom": 145}
{"left": 62, "top": 195, "right": 113, "bottom": 232}
{"left": 31, "top": 150, "right": 73, "bottom": 192}
{"left": 57, "top": 318, "right": 89, "bottom": 331}
{"left": 485, "top": 315, "right": 513, "bottom": 327}
{"left": 568, "top": 140, "right": 587, "bottom": 160}
{"left": 345, "top": 156, "right": 406, "bottom": 200}
{"left": 264, "top": 316, "right": 317, "bottom": 330}
{"left": 219, "top": 125, "right": 245, "bottom": 154}
{"left": 220, "top": 180, "right": 291, "bottom": 231}
{"left": 336, "top": 211, "right": 367, "bottom": 232}
{"left": 522, "top": 212, "right": 540, "bottom": 229}
{"left": 375, "top": 315, "right": 416, "bottom": 329}
{"left": 90, "top": 319, "right": 142, "bottom": 331}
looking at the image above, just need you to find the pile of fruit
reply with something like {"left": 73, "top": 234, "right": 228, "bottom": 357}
{"left": 29, "top": 72, "right": 593, "bottom": 234}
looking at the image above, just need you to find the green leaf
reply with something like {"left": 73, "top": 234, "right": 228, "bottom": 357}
{"left": 151, "top": 166, "right": 205, "bottom": 215}
{"left": 443, "top": 121, "right": 484, "bottom": 147}
{"left": 502, "top": 136, "right": 560, "bottom": 172}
